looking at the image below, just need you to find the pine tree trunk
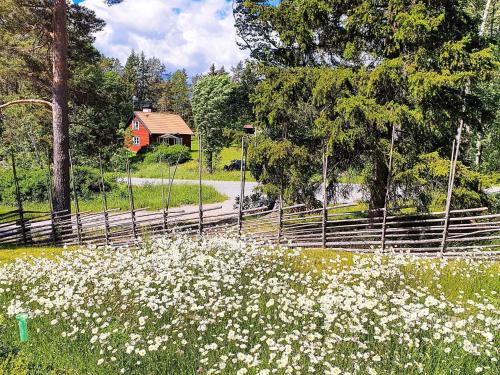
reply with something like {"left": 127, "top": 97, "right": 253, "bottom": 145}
{"left": 52, "top": 0, "right": 71, "bottom": 214}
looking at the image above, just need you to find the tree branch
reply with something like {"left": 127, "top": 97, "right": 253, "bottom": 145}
{"left": 0, "top": 99, "right": 53, "bottom": 111}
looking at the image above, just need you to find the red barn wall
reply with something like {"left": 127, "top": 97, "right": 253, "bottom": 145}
{"left": 127, "top": 115, "right": 150, "bottom": 152}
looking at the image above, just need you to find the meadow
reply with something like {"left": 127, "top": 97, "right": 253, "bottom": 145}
{"left": 130, "top": 138, "right": 253, "bottom": 182}
{"left": 0, "top": 183, "right": 227, "bottom": 215}
{"left": 0, "top": 236, "right": 498, "bottom": 374}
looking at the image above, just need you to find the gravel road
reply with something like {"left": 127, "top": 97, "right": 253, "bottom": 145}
{"left": 118, "top": 178, "right": 363, "bottom": 214}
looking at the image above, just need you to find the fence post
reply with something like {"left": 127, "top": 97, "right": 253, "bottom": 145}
{"left": 161, "top": 156, "right": 167, "bottom": 231}
{"left": 198, "top": 133, "right": 203, "bottom": 236}
{"left": 69, "top": 151, "right": 83, "bottom": 245}
{"left": 238, "top": 136, "right": 247, "bottom": 236}
{"left": 126, "top": 159, "right": 138, "bottom": 240}
{"left": 441, "top": 115, "right": 465, "bottom": 255}
{"left": 165, "top": 154, "right": 181, "bottom": 234}
{"left": 11, "top": 151, "right": 27, "bottom": 245}
{"left": 277, "top": 193, "right": 283, "bottom": 246}
{"left": 440, "top": 142, "right": 459, "bottom": 254}
{"left": 99, "top": 154, "right": 110, "bottom": 246}
{"left": 45, "top": 151, "right": 57, "bottom": 246}
{"left": 322, "top": 143, "right": 328, "bottom": 248}
{"left": 381, "top": 125, "right": 396, "bottom": 252}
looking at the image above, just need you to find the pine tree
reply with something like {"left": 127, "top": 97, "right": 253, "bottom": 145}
{"left": 0, "top": 0, "right": 122, "bottom": 214}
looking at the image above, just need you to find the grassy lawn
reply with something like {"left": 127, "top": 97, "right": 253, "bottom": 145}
{"left": 0, "top": 237, "right": 498, "bottom": 374}
{"left": 131, "top": 141, "right": 360, "bottom": 183}
{"left": 0, "top": 246, "right": 76, "bottom": 265}
{"left": 131, "top": 138, "right": 255, "bottom": 181}
{"left": 0, "top": 183, "right": 227, "bottom": 215}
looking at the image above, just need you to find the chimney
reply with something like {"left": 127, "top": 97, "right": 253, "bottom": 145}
{"left": 141, "top": 99, "right": 152, "bottom": 112}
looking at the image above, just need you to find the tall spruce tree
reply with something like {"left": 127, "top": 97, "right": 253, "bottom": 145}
{"left": 235, "top": 0, "right": 496, "bottom": 209}
{"left": 124, "top": 50, "right": 140, "bottom": 105}
{"left": 124, "top": 50, "right": 165, "bottom": 108}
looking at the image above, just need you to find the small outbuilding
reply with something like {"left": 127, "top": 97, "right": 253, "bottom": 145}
{"left": 127, "top": 109, "right": 194, "bottom": 152}
{"left": 243, "top": 124, "right": 255, "bottom": 135}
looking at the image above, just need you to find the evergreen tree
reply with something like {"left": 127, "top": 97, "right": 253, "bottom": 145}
{"left": 0, "top": 0, "right": 118, "bottom": 214}
{"left": 157, "top": 69, "right": 192, "bottom": 123}
{"left": 230, "top": 60, "right": 259, "bottom": 126}
{"left": 192, "top": 75, "right": 238, "bottom": 173}
{"left": 124, "top": 50, "right": 140, "bottom": 105}
{"left": 124, "top": 50, "right": 165, "bottom": 108}
{"left": 235, "top": 0, "right": 496, "bottom": 209}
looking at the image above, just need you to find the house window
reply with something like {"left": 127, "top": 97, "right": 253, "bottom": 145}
{"left": 132, "top": 120, "right": 140, "bottom": 130}
{"left": 132, "top": 136, "right": 140, "bottom": 145}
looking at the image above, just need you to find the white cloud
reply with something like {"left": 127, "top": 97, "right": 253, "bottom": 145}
{"left": 81, "top": 0, "right": 248, "bottom": 75}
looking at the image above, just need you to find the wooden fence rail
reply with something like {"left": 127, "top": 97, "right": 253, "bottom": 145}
{"left": 240, "top": 204, "right": 500, "bottom": 256}
{"left": 0, "top": 205, "right": 240, "bottom": 248}
{"left": 1, "top": 200, "right": 499, "bottom": 257}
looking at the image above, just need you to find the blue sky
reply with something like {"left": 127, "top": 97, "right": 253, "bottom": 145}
{"left": 74, "top": 0, "right": 249, "bottom": 75}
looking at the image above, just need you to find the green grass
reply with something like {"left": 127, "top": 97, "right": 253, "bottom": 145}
{"left": 0, "top": 184, "right": 227, "bottom": 215}
{"left": 0, "top": 241, "right": 498, "bottom": 374}
{"left": 298, "top": 249, "right": 500, "bottom": 305}
{"left": 132, "top": 138, "right": 255, "bottom": 181}
{"left": 0, "top": 246, "right": 76, "bottom": 265}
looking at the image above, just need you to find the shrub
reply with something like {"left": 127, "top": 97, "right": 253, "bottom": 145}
{"left": 72, "top": 166, "right": 114, "bottom": 200}
{"left": 108, "top": 148, "right": 136, "bottom": 172}
{"left": 144, "top": 144, "right": 191, "bottom": 165}
{"left": 0, "top": 167, "right": 114, "bottom": 204}
{"left": 0, "top": 168, "right": 48, "bottom": 205}
{"left": 393, "top": 152, "right": 489, "bottom": 211}
{"left": 135, "top": 144, "right": 155, "bottom": 161}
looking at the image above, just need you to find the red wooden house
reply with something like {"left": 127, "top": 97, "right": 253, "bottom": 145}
{"left": 127, "top": 110, "right": 194, "bottom": 152}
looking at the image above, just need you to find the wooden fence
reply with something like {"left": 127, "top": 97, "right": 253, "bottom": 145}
{"left": 240, "top": 203, "right": 500, "bottom": 257}
{"left": 0, "top": 206, "right": 238, "bottom": 248}
{"left": 1, "top": 136, "right": 499, "bottom": 257}
{"left": 1, "top": 199, "right": 499, "bottom": 257}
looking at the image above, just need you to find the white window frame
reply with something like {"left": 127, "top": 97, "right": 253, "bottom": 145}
{"left": 132, "top": 136, "right": 140, "bottom": 145}
{"left": 132, "top": 120, "right": 140, "bottom": 130}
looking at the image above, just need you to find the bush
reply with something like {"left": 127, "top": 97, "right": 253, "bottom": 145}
{"left": 72, "top": 166, "right": 114, "bottom": 200}
{"left": 0, "top": 168, "right": 48, "bottom": 205}
{"left": 144, "top": 144, "right": 191, "bottom": 165}
{"left": 135, "top": 144, "right": 155, "bottom": 161}
{"left": 0, "top": 167, "right": 114, "bottom": 204}
{"left": 109, "top": 148, "right": 136, "bottom": 172}
{"left": 393, "top": 152, "right": 489, "bottom": 211}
